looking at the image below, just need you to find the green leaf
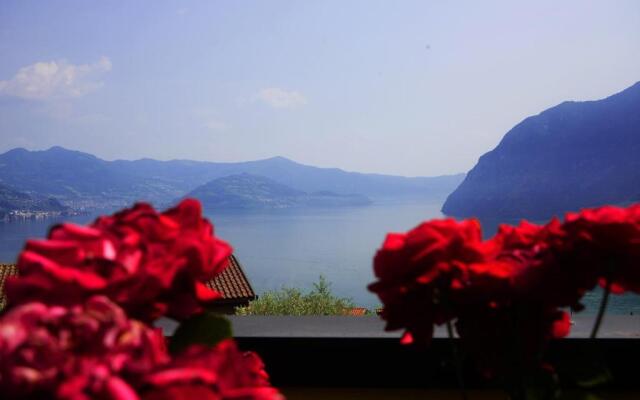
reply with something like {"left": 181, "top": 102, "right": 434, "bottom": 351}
{"left": 168, "top": 311, "right": 232, "bottom": 354}
{"left": 575, "top": 366, "right": 612, "bottom": 389}
{"left": 556, "top": 346, "right": 612, "bottom": 389}
{"left": 566, "top": 357, "right": 612, "bottom": 389}
{"left": 234, "top": 276, "right": 355, "bottom": 315}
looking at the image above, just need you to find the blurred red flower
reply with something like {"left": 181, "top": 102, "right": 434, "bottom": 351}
{"left": 142, "top": 340, "right": 283, "bottom": 400}
{"left": 6, "top": 199, "right": 232, "bottom": 322}
{"left": 368, "top": 218, "right": 498, "bottom": 344}
{"left": 489, "top": 219, "right": 591, "bottom": 310}
{"left": 0, "top": 296, "right": 168, "bottom": 399}
{"left": 562, "top": 205, "right": 640, "bottom": 294}
{"left": 368, "top": 216, "right": 574, "bottom": 373}
{"left": 369, "top": 203, "right": 640, "bottom": 376}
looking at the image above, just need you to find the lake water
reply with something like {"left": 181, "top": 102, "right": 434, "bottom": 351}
{"left": 1, "top": 199, "right": 638, "bottom": 314}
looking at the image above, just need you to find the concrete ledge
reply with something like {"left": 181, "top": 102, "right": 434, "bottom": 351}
{"left": 157, "top": 314, "right": 640, "bottom": 339}
{"left": 156, "top": 315, "right": 640, "bottom": 388}
{"left": 227, "top": 314, "right": 640, "bottom": 338}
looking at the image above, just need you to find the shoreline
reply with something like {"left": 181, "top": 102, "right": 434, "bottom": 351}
{"left": 0, "top": 210, "right": 88, "bottom": 223}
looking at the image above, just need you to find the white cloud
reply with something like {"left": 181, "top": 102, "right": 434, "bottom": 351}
{"left": 0, "top": 56, "right": 112, "bottom": 100}
{"left": 256, "top": 87, "right": 307, "bottom": 109}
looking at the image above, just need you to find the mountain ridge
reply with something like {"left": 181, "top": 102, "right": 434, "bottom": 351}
{"left": 185, "top": 173, "right": 372, "bottom": 210}
{"left": 0, "top": 146, "right": 464, "bottom": 210}
{"left": 442, "top": 81, "right": 640, "bottom": 220}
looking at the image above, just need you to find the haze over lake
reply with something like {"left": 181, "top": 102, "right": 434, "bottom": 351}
{"left": 1, "top": 198, "right": 638, "bottom": 314}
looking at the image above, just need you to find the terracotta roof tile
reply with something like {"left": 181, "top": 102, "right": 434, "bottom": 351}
{"left": 345, "top": 307, "right": 368, "bottom": 316}
{"left": 0, "top": 255, "right": 255, "bottom": 310}
{"left": 0, "top": 264, "right": 18, "bottom": 310}
{"left": 205, "top": 254, "right": 256, "bottom": 301}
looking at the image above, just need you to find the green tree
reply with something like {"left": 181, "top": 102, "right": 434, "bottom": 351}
{"left": 235, "top": 276, "right": 356, "bottom": 316}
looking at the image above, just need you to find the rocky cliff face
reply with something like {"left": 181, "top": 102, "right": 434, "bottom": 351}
{"left": 442, "top": 81, "right": 640, "bottom": 220}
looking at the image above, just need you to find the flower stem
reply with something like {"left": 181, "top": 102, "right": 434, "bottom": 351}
{"left": 590, "top": 277, "right": 611, "bottom": 339}
{"left": 447, "top": 320, "right": 468, "bottom": 400}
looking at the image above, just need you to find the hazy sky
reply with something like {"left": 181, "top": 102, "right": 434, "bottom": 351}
{"left": 0, "top": 1, "right": 638, "bottom": 176}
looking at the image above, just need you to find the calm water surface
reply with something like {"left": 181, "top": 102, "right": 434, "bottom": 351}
{"left": 1, "top": 199, "right": 637, "bottom": 313}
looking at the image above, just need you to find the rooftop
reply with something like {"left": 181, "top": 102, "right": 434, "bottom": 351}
{"left": 0, "top": 255, "right": 256, "bottom": 311}
{"left": 206, "top": 254, "right": 256, "bottom": 304}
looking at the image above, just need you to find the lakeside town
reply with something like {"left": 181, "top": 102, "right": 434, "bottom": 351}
{"left": 0, "top": 209, "right": 85, "bottom": 222}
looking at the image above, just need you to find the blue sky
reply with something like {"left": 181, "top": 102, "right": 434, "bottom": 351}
{"left": 0, "top": 1, "right": 638, "bottom": 176}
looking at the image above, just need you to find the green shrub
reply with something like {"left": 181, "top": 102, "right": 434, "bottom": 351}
{"left": 235, "top": 276, "right": 356, "bottom": 316}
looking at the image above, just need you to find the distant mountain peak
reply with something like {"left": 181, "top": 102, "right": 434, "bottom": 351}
{"left": 2, "top": 147, "right": 28, "bottom": 156}
{"left": 0, "top": 146, "right": 97, "bottom": 160}
{"left": 262, "top": 155, "right": 296, "bottom": 163}
{"left": 48, "top": 145, "right": 69, "bottom": 151}
{"left": 46, "top": 146, "right": 96, "bottom": 156}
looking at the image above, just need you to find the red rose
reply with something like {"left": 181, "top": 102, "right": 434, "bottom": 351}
{"left": 369, "top": 204, "right": 640, "bottom": 377}
{"left": 142, "top": 340, "right": 283, "bottom": 400}
{"left": 0, "top": 296, "right": 168, "bottom": 399}
{"left": 368, "top": 215, "right": 577, "bottom": 376}
{"left": 368, "top": 218, "right": 496, "bottom": 344}
{"left": 6, "top": 199, "right": 233, "bottom": 322}
{"left": 487, "top": 219, "right": 591, "bottom": 310}
{"left": 455, "top": 221, "right": 573, "bottom": 375}
{"left": 562, "top": 205, "right": 640, "bottom": 294}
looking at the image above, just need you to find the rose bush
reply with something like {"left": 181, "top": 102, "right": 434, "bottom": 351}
{"left": 142, "top": 340, "right": 283, "bottom": 400}
{"left": 5, "top": 199, "right": 232, "bottom": 322}
{"left": 0, "top": 199, "right": 283, "bottom": 400}
{"left": 369, "top": 204, "right": 640, "bottom": 379}
{"left": 367, "top": 218, "right": 493, "bottom": 345}
{"left": 0, "top": 296, "right": 282, "bottom": 400}
{"left": 562, "top": 204, "right": 640, "bottom": 294}
{"left": 0, "top": 296, "right": 167, "bottom": 399}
